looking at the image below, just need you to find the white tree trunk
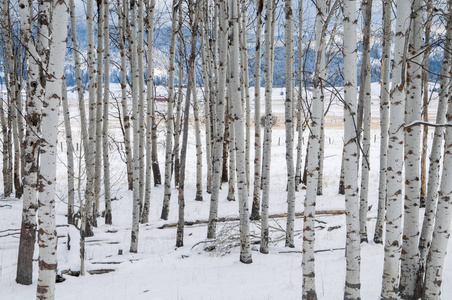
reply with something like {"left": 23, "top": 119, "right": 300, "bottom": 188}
{"left": 230, "top": 0, "right": 252, "bottom": 263}
{"left": 295, "top": 0, "right": 304, "bottom": 191}
{"left": 343, "top": 0, "right": 360, "bottom": 298}
{"left": 418, "top": 1, "right": 452, "bottom": 292}
{"left": 381, "top": 0, "right": 411, "bottom": 298}
{"left": 358, "top": 0, "right": 372, "bottom": 244}
{"left": 193, "top": 75, "right": 203, "bottom": 201}
{"left": 36, "top": 2, "right": 68, "bottom": 298}
{"left": 399, "top": 0, "right": 423, "bottom": 297}
{"left": 374, "top": 0, "right": 392, "bottom": 244}
{"left": 207, "top": 0, "right": 229, "bottom": 239}
{"left": 284, "top": 0, "right": 296, "bottom": 248}
{"left": 130, "top": 0, "right": 141, "bottom": 253}
{"left": 260, "top": 0, "right": 274, "bottom": 255}
{"left": 160, "top": 0, "right": 179, "bottom": 220}
{"left": 141, "top": 0, "right": 156, "bottom": 224}
{"left": 251, "top": 0, "right": 263, "bottom": 221}
{"left": 423, "top": 77, "right": 452, "bottom": 299}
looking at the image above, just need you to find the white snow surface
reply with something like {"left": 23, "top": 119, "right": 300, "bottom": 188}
{"left": 1, "top": 83, "right": 451, "bottom": 299}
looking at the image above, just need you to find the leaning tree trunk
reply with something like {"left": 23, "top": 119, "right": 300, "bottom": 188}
{"left": 284, "top": 0, "right": 296, "bottom": 249}
{"left": 119, "top": 0, "right": 134, "bottom": 190}
{"left": 176, "top": 0, "right": 200, "bottom": 247}
{"left": 417, "top": 2, "right": 452, "bottom": 293}
{"left": 36, "top": 2, "right": 68, "bottom": 298}
{"left": 160, "top": 0, "right": 179, "bottom": 220}
{"left": 381, "top": 0, "right": 411, "bottom": 298}
{"left": 302, "top": 0, "right": 328, "bottom": 298}
{"left": 399, "top": 0, "right": 423, "bottom": 297}
{"left": 137, "top": 0, "right": 146, "bottom": 209}
{"left": 423, "top": 73, "right": 452, "bottom": 299}
{"left": 374, "top": 0, "right": 392, "bottom": 244}
{"left": 343, "top": 0, "right": 361, "bottom": 298}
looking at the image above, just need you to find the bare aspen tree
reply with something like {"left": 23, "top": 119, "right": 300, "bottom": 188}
{"left": 229, "top": 0, "right": 252, "bottom": 263}
{"left": 207, "top": 0, "right": 229, "bottom": 239}
{"left": 161, "top": 0, "right": 179, "bottom": 220}
{"left": 62, "top": 80, "right": 75, "bottom": 226}
{"left": 381, "top": 0, "right": 411, "bottom": 298}
{"left": 130, "top": 0, "right": 141, "bottom": 253}
{"left": 423, "top": 102, "right": 452, "bottom": 299}
{"left": 284, "top": 0, "right": 296, "bottom": 248}
{"left": 260, "top": 0, "right": 274, "bottom": 254}
{"left": 193, "top": 74, "right": 203, "bottom": 201}
{"left": 420, "top": 0, "right": 433, "bottom": 205}
{"left": 177, "top": 0, "right": 200, "bottom": 247}
{"left": 295, "top": 0, "right": 304, "bottom": 191}
{"left": 85, "top": 0, "right": 97, "bottom": 237}
{"left": 251, "top": 0, "right": 263, "bottom": 220}
{"left": 374, "top": 0, "right": 392, "bottom": 244}
{"left": 239, "top": 0, "right": 251, "bottom": 192}
{"left": 227, "top": 83, "right": 236, "bottom": 202}
{"left": 358, "top": 0, "right": 372, "bottom": 244}
{"left": 418, "top": 2, "right": 452, "bottom": 291}
{"left": 36, "top": 1, "right": 68, "bottom": 298}
{"left": 343, "top": 0, "right": 361, "bottom": 298}
{"left": 137, "top": 0, "right": 146, "bottom": 206}
{"left": 399, "top": 0, "right": 423, "bottom": 297}
{"left": 200, "top": 0, "right": 213, "bottom": 194}
{"left": 119, "top": 0, "right": 134, "bottom": 190}
{"left": 94, "top": 0, "right": 104, "bottom": 219}
{"left": 103, "top": 0, "right": 112, "bottom": 224}
{"left": 16, "top": 0, "right": 42, "bottom": 285}
{"left": 302, "top": 0, "right": 332, "bottom": 298}
{"left": 141, "top": 0, "right": 156, "bottom": 224}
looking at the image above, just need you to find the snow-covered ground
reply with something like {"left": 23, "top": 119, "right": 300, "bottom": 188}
{"left": 1, "top": 84, "right": 450, "bottom": 299}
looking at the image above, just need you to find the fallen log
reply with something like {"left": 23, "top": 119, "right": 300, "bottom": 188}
{"left": 157, "top": 210, "right": 345, "bottom": 229}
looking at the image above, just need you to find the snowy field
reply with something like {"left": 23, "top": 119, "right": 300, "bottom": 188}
{"left": 1, "top": 83, "right": 451, "bottom": 299}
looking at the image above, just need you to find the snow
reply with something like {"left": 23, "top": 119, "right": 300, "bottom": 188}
{"left": 1, "top": 84, "right": 451, "bottom": 299}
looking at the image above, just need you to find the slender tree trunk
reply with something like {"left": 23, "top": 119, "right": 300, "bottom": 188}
{"left": 399, "top": 1, "right": 423, "bottom": 297}
{"left": 417, "top": 3, "right": 452, "bottom": 293}
{"left": 343, "top": 0, "right": 361, "bottom": 298}
{"left": 227, "top": 85, "right": 236, "bottom": 202}
{"left": 193, "top": 75, "right": 203, "bottom": 201}
{"left": 207, "top": 0, "right": 229, "bottom": 239}
{"left": 381, "top": 0, "right": 411, "bottom": 298}
{"left": 119, "top": 0, "right": 134, "bottom": 191}
{"left": 284, "top": 0, "right": 296, "bottom": 249}
{"left": 36, "top": 2, "right": 68, "bottom": 298}
{"left": 177, "top": 0, "right": 200, "bottom": 247}
{"left": 94, "top": 0, "right": 104, "bottom": 220}
{"left": 103, "top": 0, "right": 112, "bottom": 225}
{"left": 85, "top": 0, "right": 97, "bottom": 237}
{"left": 420, "top": 0, "right": 433, "bottom": 206}
{"left": 141, "top": 0, "right": 156, "bottom": 224}
{"left": 358, "top": 0, "right": 373, "bottom": 244}
{"left": 260, "top": 0, "right": 274, "bottom": 255}
{"left": 423, "top": 71, "right": 452, "bottom": 299}
{"left": 374, "top": 0, "right": 392, "bottom": 244}
{"left": 161, "top": 0, "right": 179, "bottom": 220}
{"left": 295, "top": 0, "right": 304, "bottom": 192}
{"left": 173, "top": 26, "right": 183, "bottom": 187}
{"left": 62, "top": 80, "right": 75, "bottom": 226}
{"left": 130, "top": 0, "right": 141, "bottom": 253}
{"left": 251, "top": 0, "right": 263, "bottom": 221}
{"left": 230, "top": 0, "right": 252, "bottom": 263}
